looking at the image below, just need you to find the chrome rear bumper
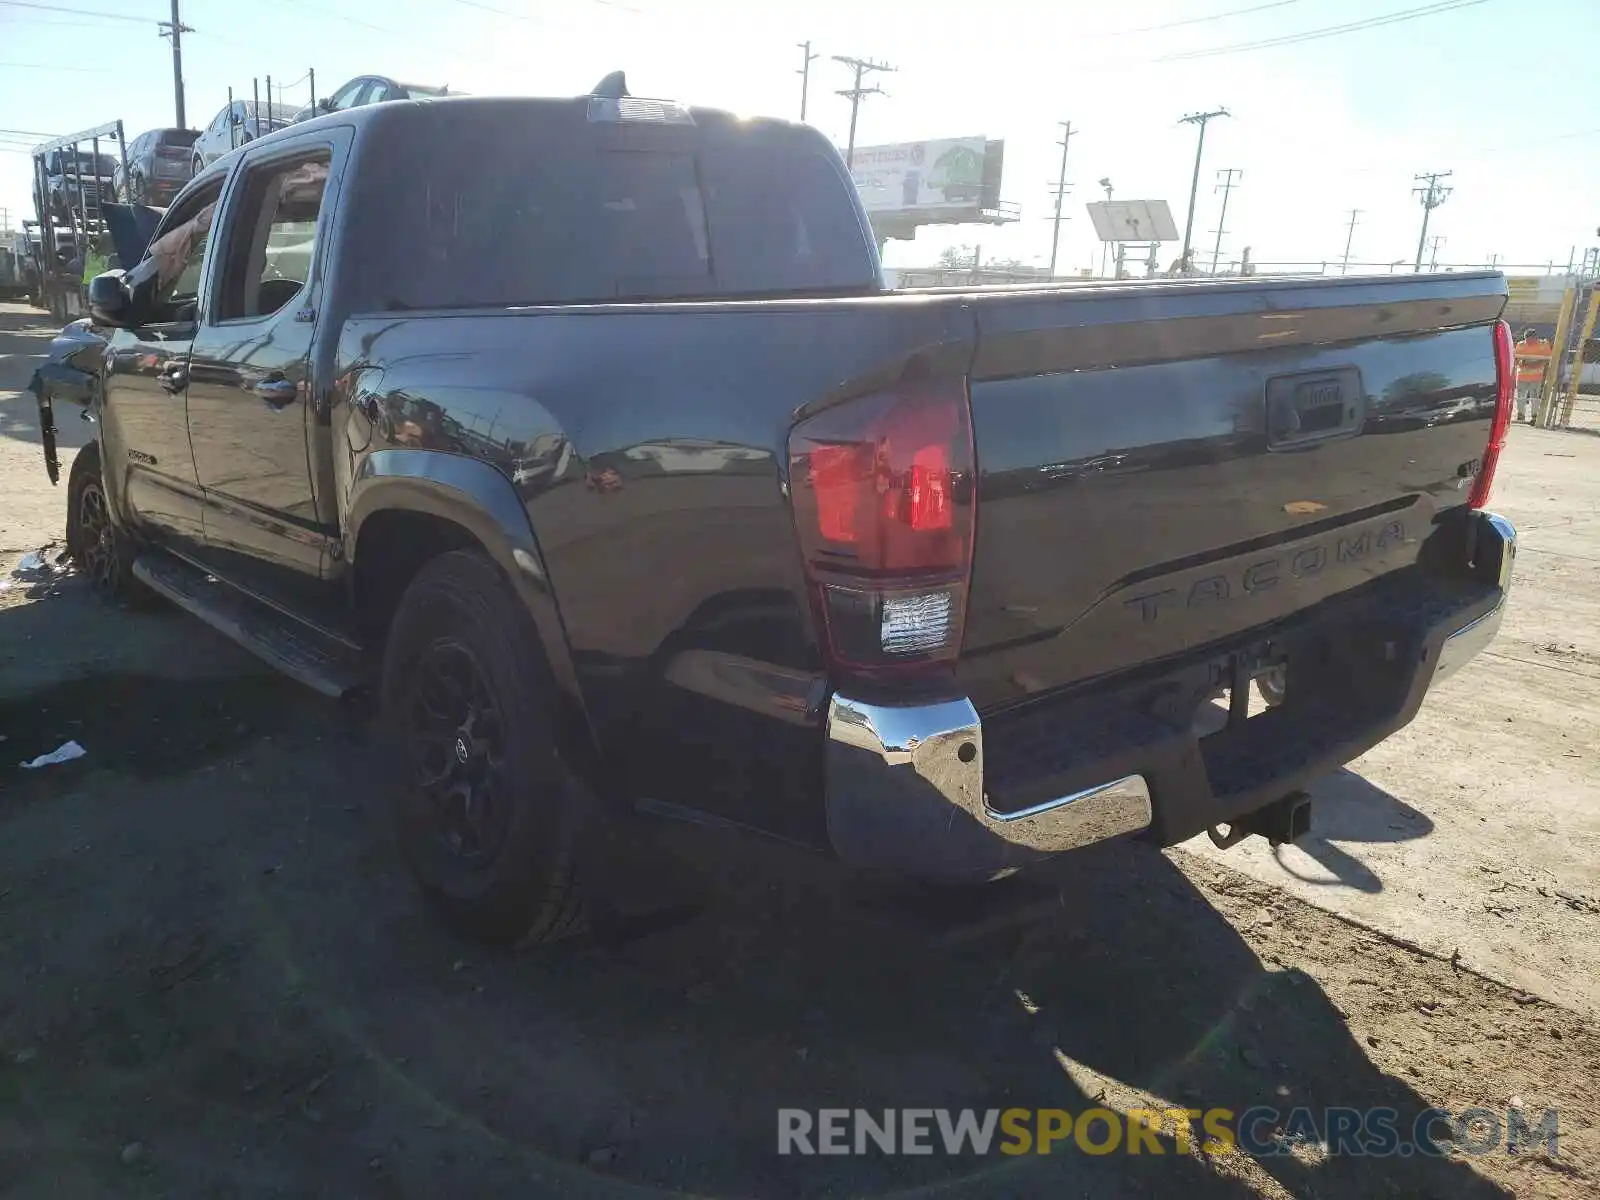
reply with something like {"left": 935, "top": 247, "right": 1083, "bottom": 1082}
{"left": 822, "top": 511, "right": 1514, "bottom": 879}
{"left": 1434, "top": 511, "right": 1515, "bottom": 683}
{"left": 824, "top": 693, "right": 1152, "bottom": 879}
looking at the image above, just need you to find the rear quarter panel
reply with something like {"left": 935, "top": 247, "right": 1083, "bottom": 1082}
{"left": 334, "top": 298, "right": 974, "bottom": 841}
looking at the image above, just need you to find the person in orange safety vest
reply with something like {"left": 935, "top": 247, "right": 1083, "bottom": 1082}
{"left": 1515, "top": 327, "right": 1553, "bottom": 422}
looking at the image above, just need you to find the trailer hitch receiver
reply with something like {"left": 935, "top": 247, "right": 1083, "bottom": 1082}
{"left": 1207, "top": 790, "right": 1313, "bottom": 849}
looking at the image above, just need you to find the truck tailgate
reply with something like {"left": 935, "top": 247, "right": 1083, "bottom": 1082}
{"left": 957, "top": 273, "right": 1507, "bottom": 713}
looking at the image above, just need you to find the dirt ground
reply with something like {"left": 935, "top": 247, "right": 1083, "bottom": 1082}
{"left": 1185, "top": 421, "right": 1600, "bottom": 1020}
{"left": 1, "top": 301, "right": 1596, "bottom": 1198}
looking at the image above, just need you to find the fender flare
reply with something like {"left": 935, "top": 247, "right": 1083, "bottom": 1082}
{"left": 346, "top": 448, "right": 593, "bottom": 753}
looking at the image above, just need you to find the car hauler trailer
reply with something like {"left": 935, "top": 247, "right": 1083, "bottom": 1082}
{"left": 31, "top": 120, "right": 129, "bottom": 322}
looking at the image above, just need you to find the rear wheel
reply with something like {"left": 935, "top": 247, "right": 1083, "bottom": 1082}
{"left": 128, "top": 173, "right": 145, "bottom": 204}
{"left": 382, "top": 549, "right": 589, "bottom": 945}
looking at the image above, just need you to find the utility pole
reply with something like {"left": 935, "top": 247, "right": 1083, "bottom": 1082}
{"left": 1098, "top": 177, "right": 1113, "bottom": 278}
{"left": 1209, "top": 167, "right": 1241, "bottom": 274}
{"left": 1340, "top": 209, "right": 1362, "bottom": 274}
{"left": 833, "top": 55, "right": 894, "bottom": 168}
{"left": 158, "top": 0, "right": 193, "bottom": 128}
{"left": 1047, "top": 121, "right": 1074, "bottom": 278}
{"left": 1179, "top": 108, "right": 1229, "bottom": 275}
{"left": 796, "top": 41, "right": 819, "bottom": 122}
{"left": 1412, "top": 170, "right": 1452, "bottom": 272}
{"left": 1427, "top": 234, "right": 1446, "bottom": 271}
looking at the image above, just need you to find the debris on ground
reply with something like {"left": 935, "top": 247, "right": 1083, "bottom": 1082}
{"left": 19, "top": 739, "right": 86, "bottom": 769}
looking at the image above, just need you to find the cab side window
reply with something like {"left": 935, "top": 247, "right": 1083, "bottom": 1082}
{"left": 136, "top": 180, "right": 224, "bottom": 324}
{"left": 215, "top": 150, "right": 331, "bottom": 322}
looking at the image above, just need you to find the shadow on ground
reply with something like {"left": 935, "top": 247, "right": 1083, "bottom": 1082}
{"left": 0, "top": 571, "right": 1513, "bottom": 1199}
{"left": 1242, "top": 768, "right": 1439, "bottom": 895}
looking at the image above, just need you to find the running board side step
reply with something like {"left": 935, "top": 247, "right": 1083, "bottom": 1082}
{"left": 132, "top": 553, "right": 365, "bottom": 699}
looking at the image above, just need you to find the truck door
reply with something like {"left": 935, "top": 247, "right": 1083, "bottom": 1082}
{"left": 185, "top": 140, "right": 337, "bottom": 586}
{"left": 97, "top": 179, "right": 224, "bottom": 552}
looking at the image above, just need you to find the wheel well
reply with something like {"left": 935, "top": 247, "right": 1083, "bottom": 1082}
{"left": 352, "top": 506, "right": 604, "bottom": 790}
{"left": 351, "top": 508, "right": 476, "bottom": 645}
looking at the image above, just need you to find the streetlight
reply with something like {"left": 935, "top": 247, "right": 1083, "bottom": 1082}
{"left": 1098, "top": 177, "right": 1113, "bottom": 278}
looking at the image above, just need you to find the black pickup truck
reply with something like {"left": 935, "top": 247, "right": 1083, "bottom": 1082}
{"left": 62, "top": 77, "right": 1517, "bottom": 944}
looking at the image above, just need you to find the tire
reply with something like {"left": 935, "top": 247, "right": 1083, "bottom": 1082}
{"left": 65, "top": 442, "right": 151, "bottom": 605}
{"left": 128, "top": 173, "right": 145, "bottom": 204}
{"left": 381, "top": 549, "right": 589, "bottom": 945}
{"left": 1256, "top": 666, "right": 1287, "bottom": 708}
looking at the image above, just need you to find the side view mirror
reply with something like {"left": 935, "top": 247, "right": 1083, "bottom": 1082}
{"left": 230, "top": 112, "right": 244, "bottom": 126}
{"left": 88, "top": 270, "right": 135, "bottom": 328}
{"left": 318, "top": 98, "right": 333, "bottom": 112}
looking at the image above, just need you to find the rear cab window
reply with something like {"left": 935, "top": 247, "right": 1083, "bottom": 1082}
{"left": 345, "top": 101, "right": 878, "bottom": 311}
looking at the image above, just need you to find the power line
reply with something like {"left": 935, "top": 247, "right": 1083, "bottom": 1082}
{"left": 278, "top": 0, "right": 397, "bottom": 36}
{"left": 1179, "top": 108, "right": 1229, "bottom": 272}
{"left": 1156, "top": 0, "right": 1491, "bottom": 62}
{"left": 1097, "top": 0, "right": 1311, "bottom": 37}
{"left": 0, "top": 14, "right": 119, "bottom": 27}
{"left": 833, "top": 55, "right": 894, "bottom": 169}
{"left": 0, "top": 60, "right": 116, "bottom": 72}
{"left": 0, "top": 0, "right": 151, "bottom": 21}
{"left": 1210, "top": 167, "right": 1241, "bottom": 273}
{"left": 1412, "top": 170, "right": 1452, "bottom": 272}
{"left": 444, "top": 0, "right": 640, "bottom": 22}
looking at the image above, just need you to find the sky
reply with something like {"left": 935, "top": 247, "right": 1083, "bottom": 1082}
{"left": 1, "top": 0, "right": 1597, "bottom": 277}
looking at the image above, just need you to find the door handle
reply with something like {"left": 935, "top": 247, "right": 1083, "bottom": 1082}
{"left": 158, "top": 368, "right": 187, "bottom": 394}
{"left": 253, "top": 378, "right": 299, "bottom": 407}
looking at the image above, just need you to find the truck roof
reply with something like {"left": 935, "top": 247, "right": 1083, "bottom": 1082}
{"left": 216, "top": 90, "right": 807, "bottom": 162}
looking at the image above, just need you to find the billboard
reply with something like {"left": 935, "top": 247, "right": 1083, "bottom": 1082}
{"left": 1085, "top": 200, "right": 1180, "bottom": 244}
{"left": 1505, "top": 275, "right": 1574, "bottom": 307}
{"left": 849, "top": 137, "right": 992, "bottom": 214}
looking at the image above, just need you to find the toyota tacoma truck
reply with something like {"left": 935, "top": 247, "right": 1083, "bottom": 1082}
{"left": 64, "top": 77, "right": 1517, "bottom": 944}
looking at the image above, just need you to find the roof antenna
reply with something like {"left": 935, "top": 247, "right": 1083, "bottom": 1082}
{"left": 592, "top": 71, "right": 629, "bottom": 99}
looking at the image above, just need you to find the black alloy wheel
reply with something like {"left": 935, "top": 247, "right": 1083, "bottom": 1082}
{"left": 382, "top": 549, "right": 589, "bottom": 945}
{"left": 405, "top": 638, "right": 514, "bottom": 867}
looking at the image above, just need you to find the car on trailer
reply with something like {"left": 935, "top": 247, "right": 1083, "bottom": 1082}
{"left": 290, "top": 75, "right": 452, "bottom": 123}
{"left": 116, "top": 127, "right": 200, "bottom": 205}
{"left": 191, "top": 100, "right": 297, "bottom": 171}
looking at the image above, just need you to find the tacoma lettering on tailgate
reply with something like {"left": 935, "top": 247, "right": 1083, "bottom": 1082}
{"left": 1123, "top": 520, "right": 1407, "bottom": 625}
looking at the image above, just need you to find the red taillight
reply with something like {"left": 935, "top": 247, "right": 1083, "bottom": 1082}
{"left": 788, "top": 377, "right": 975, "bottom": 677}
{"left": 1471, "top": 319, "right": 1515, "bottom": 509}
